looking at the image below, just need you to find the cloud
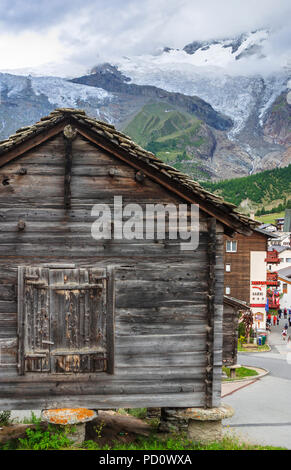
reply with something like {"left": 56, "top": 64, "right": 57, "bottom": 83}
{"left": 0, "top": 0, "right": 290, "bottom": 75}
{"left": 0, "top": 0, "right": 84, "bottom": 31}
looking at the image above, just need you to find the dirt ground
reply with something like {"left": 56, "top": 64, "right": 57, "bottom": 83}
{"left": 0, "top": 410, "right": 153, "bottom": 447}
{"left": 86, "top": 410, "right": 152, "bottom": 446}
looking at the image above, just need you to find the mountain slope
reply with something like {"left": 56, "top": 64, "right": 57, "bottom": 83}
{"left": 71, "top": 64, "right": 233, "bottom": 131}
{"left": 123, "top": 102, "right": 216, "bottom": 179}
{"left": 0, "top": 73, "right": 115, "bottom": 140}
{"left": 0, "top": 29, "right": 289, "bottom": 181}
{"left": 112, "top": 30, "right": 290, "bottom": 172}
{"left": 200, "top": 164, "right": 291, "bottom": 213}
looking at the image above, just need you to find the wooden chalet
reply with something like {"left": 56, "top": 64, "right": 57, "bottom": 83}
{"left": 224, "top": 228, "right": 277, "bottom": 304}
{"left": 0, "top": 109, "right": 258, "bottom": 411}
{"left": 223, "top": 296, "right": 250, "bottom": 366}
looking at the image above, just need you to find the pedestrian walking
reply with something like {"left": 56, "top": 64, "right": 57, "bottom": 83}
{"left": 281, "top": 328, "right": 288, "bottom": 341}
{"left": 289, "top": 316, "right": 291, "bottom": 327}
{"left": 278, "top": 308, "right": 282, "bottom": 319}
{"left": 277, "top": 316, "right": 280, "bottom": 326}
{"left": 273, "top": 315, "right": 277, "bottom": 326}
{"left": 284, "top": 307, "right": 287, "bottom": 319}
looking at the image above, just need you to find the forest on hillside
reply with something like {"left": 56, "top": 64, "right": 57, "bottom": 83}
{"left": 200, "top": 164, "right": 291, "bottom": 211}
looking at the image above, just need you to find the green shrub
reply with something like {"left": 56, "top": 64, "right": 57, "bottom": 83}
{"left": 7, "top": 423, "right": 74, "bottom": 450}
{"left": 0, "top": 411, "right": 12, "bottom": 426}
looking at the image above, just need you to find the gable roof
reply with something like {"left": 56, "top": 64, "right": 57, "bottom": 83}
{"left": 0, "top": 107, "right": 259, "bottom": 235}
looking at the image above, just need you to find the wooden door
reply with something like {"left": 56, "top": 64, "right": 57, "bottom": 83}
{"left": 18, "top": 266, "right": 114, "bottom": 375}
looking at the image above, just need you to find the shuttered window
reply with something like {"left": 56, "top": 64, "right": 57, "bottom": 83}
{"left": 17, "top": 266, "right": 114, "bottom": 375}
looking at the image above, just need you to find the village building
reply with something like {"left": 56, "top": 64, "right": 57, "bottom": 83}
{"left": 283, "top": 209, "right": 291, "bottom": 232}
{"left": 277, "top": 273, "right": 291, "bottom": 311}
{"left": 222, "top": 296, "right": 250, "bottom": 366}
{"left": 259, "top": 223, "right": 277, "bottom": 232}
{"left": 0, "top": 109, "right": 258, "bottom": 437}
{"left": 268, "top": 232, "right": 291, "bottom": 248}
{"left": 224, "top": 229, "right": 279, "bottom": 327}
{"left": 268, "top": 246, "right": 291, "bottom": 271}
{"left": 275, "top": 217, "right": 285, "bottom": 232}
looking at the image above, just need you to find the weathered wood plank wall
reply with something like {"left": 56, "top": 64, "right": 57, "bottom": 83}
{"left": 0, "top": 134, "right": 224, "bottom": 409}
{"left": 222, "top": 303, "right": 239, "bottom": 366}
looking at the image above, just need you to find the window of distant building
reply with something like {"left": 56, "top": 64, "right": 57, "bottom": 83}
{"left": 225, "top": 264, "right": 231, "bottom": 272}
{"left": 286, "top": 258, "right": 291, "bottom": 263}
{"left": 225, "top": 286, "right": 231, "bottom": 295}
{"left": 226, "top": 240, "right": 237, "bottom": 252}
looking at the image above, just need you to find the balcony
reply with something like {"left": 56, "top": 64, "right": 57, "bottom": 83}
{"left": 265, "top": 250, "right": 280, "bottom": 264}
{"left": 267, "top": 272, "right": 278, "bottom": 281}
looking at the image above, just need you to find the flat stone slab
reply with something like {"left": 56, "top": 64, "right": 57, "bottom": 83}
{"left": 41, "top": 408, "right": 96, "bottom": 425}
{"left": 175, "top": 403, "right": 234, "bottom": 421}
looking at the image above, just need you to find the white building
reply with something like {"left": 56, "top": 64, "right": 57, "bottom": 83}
{"left": 267, "top": 246, "right": 291, "bottom": 272}
{"left": 250, "top": 251, "right": 267, "bottom": 329}
{"left": 268, "top": 232, "right": 291, "bottom": 248}
{"left": 278, "top": 272, "right": 291, "bottom": 311}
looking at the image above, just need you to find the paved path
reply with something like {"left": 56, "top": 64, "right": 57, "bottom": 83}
{"left": 223, "top": 319, "right": 291, "bottom": 449}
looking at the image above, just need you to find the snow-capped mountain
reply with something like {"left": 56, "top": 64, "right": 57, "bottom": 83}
{"left": 0, "top": 29, "right": 289, "bottom": 180}
{"left": 0, "top": 73, "right": 117, "bottom": 139}
{"left": 113, "top": 30, "right": 289, "bottom": 139}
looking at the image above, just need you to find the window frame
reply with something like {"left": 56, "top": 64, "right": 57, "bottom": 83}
{"left": 226, "top": 240, "right": 237, "bottom": 253}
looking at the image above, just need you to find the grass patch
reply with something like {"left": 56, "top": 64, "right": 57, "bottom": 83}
{"left": 1, "top": 429, "right": 286, "bottom": 451}
{"left": 255, "top": 211, "right": 285, "bottom": 225}
{"left": 17, "top": 411, "right": 41, "bottom": 425}
{"left": 238, "top": 343, "right": 270, "bottom": 352}
{"left": 222, "top": 366, "right": 258, "bottom": 380}
{"left": 118, "top": 408, "right": 147, "bottom": 419}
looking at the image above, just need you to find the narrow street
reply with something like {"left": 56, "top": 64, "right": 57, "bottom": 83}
{"left": 223, "top": 319, "right": 291, "bottom": 449}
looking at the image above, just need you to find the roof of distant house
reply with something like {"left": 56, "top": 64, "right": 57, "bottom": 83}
{"left": 255, "top": 228, "right": 279, "bottom": 239}
{"left": 277, "top": 266, "right": 291, "bottom": 278}
{"left": 259, "top": 223, "right": 276, "bottom": 229}
{"left": 223, "top": 295, "right": 251, "bottom": 309}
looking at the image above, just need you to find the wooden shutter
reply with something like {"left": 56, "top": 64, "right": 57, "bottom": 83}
{"left": 18, "top": 266, "right": 114, "bottom": 375}
{"left": 49, "top": 267, "right": 107, "bottom": 373}
{"left": 18, "top": 266, "right": 50, "bottom": 374}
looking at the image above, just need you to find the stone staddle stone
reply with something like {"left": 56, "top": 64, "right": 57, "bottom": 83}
{"left": 41, "top": 408, "right": 97, "bottom": 445}
{"left": 175, "top": 404, "right": 234, "bottom": 444}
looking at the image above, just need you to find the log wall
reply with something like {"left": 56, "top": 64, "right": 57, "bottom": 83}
{"left": 0, "top": 134, "right": 224, "bottom": 409}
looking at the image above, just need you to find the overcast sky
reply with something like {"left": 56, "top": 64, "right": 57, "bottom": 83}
{"left": 0, "top": 0, "right": 290, "bottom": 75}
